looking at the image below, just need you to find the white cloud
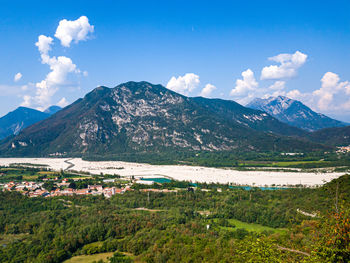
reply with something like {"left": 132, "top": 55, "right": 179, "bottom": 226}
{"left": 57, "top": 97, "right": 69, "bottom": 107}
{"left": 55, "top": 16, "right": 94, "bottom": 47}
{"left": 20, "top": 95, "right": 31, "bottom": 107}
{"left": 166, "top": 73, "right": 200, "bottom": 95}
{"left": 261, "top": 51, "right": 307, "bottom": 80}
{"left": 199, "top": 83, "right": 216, "bottom": 97}
{"left": 35, "top": 35, "right": 53, "bottom": 55}
{"left": 14, "top": 72, "right": 22, "bottom": 82}
{"left": 268, "top": 80, "right": 285, "bottom": 91}
{"left": 235, "top": 52, "right": 306, "bottom": 104}
{"left": 231, "top": 70, "right": 295, "bottom": 105}
{"left": 230, "top": 69, "right": 258, "bottom": 104}
{"left": 312, "top": 72, "right": 350, "bottom": 111}
{"left": 21, "top": 85, "right": 28, "bottom": 91}
{"left": 33, "top": 34, "right": 79, "bottom": 108}
{"left": 230, "top": 69, "right": 258, "bottom": 96}
{"left": 22, "top": 17, "right": 93, "bottom": 109}
{"left": 2, "top": 17, "right": 92, "bottom": 111}
{"left": 228, "top": 52, "right": 349, "bottom": 119}
{"left": 34, "top": 56, "right": 77, "bottom": 107}
{"left": 286, "top": 89, "right": 302, "bottom": 99}
{"left": 260, "top": 81, "right": 288, "bottom": 98}
{"left": 276, "top": 72, "right": 350, "bottom": 116}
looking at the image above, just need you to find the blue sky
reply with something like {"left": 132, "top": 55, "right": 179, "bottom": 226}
{"left": 1, "top": 0, "right": 350, "bottom": 121}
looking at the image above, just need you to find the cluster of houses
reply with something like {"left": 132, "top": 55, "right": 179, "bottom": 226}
{"left": 337, "top": 145, "right": 350, "bottom": 153}
{"left": 1, "top": 180, "right": 132, "bottom": 198}
{"left": 3, "top": 181, "right": 41, "bottom": 192}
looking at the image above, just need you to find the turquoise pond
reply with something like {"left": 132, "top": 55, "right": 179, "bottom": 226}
{"left": 139, "top": 179, "right": 288, "bottom": 190}
{"left": 140, "top": 178, "right": 172, "bottom": 183}
{"left": 230, "top": 186, "right": 289, "bottom": 191}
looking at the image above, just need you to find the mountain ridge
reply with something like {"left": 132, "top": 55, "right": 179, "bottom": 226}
{"left": 0, "top": 107, "right": 50, "bottom": 140}
{"left": 0, "top": 105, "right": 62, "bottom": 141}
{"left": 247, "top": 96, "right": 347, "bottom": 131}
{"left": 308, "top": 126, "right": 350, "bottom": 146}
{"left": 44, "top": 105, "right": 62, "bottom": 115}
{"left": 0, "top": 81, "right": 330, "bottom": 157}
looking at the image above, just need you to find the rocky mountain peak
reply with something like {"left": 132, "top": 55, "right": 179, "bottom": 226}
{"left": 0, "top": 81, "right": 329, "bottom": 157}
{"left": 247, "top": 96, "right": 347, "bottom": 131}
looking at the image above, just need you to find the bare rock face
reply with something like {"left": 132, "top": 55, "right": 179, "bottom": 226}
{"left": 247, "top": 96, "right": 347, "bottom": 131}
{"left": 0, "top": 81, "right": 328, "bottom": 157}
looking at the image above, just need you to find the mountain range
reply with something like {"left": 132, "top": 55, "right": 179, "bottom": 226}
{"left": 247, "top": 96, "right": 347, "bottom": 131}
{"left": 0, "top": 81, "right": 328, "bottom": 158}
{"left": 0, "top": 106, "right": 62, "bottom": 141}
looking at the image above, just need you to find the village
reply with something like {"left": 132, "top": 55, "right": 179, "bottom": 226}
{"left": 1, "top": 177, "right": 179, "bottom": 198}
{"left": 1, "top": 178, "right": 129, "bottom": 198}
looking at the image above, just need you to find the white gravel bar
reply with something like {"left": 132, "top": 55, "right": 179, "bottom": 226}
{"left": 0, "top": 158, "right": 344, "bottom": 187}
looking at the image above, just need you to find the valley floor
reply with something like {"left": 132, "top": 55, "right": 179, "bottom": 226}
{"left": 0, "top": 158, "right": 344, "bottom": 187}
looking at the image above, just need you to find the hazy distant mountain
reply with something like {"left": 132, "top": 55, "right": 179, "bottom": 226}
{"left": 44, "top": 105, "right": 62, "bottom": 115}
{"left": 247, "top": 96, "right": 347, "bottom": 131}
{"left": 0, "top": 106, "right": 62, "bottom": 141}
{"left": 0, "top": 81, "right": 327, "bottom": 157}
{"left": 0, "top": 107, "right": 50, "bottom": 140}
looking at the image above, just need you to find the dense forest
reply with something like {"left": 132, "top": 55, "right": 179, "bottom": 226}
{"left": 0, "top": 174, "right": 349, "bottom": 262}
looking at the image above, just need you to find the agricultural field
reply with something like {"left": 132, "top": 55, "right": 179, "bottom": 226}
{"left": 0, "top": 166, "right": 87, "bottom": 183}
{"left": 63, "top": 252, "right": 115, "bottom": 263}
{"left": 214, "top": 218, "right": 287, "bottom": 234}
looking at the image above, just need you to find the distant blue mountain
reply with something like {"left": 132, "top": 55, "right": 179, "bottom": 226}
{"left": 247, "top": 96, "right": 347, "bottom": 131}
{"left": 0, "top": 106, "right": 61, "bottom": 140}
{"left": 44, "top": 105, "right": 62, "bottom": 115}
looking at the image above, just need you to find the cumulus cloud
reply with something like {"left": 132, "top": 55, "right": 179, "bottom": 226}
{"left": 277, "top": 72, "right": 350, "bottom": 116}
{"left": 21, "top": 17, "right": 93, "bottom": 109}
{"left": 14, "top": 72, "right": 22, "bottom": 82}
{"left": 231, "top": 70, "right": 295, "bottom": 105}
{"left": 199, "top": 84, "right": 216, "bottom": 97}
{"left": 286, "top": 89, "right": 303, "bottom": 99}
{"left": 230, "top": 69, "right": 258, "bottom": 104}
{"left": 35, "top": 35, "right": 53, "bottom": 55}
{"left": 260, "top": 81, "right": 288, "bottom": 98}
{"left": 20, "top": 95, "right": 31, "bottom": 107}
{"left": 230, "top": 69, "right": 258, "bottom": 96}
{"left": 234, "top": 52, "right": 306, "bottom": 104}
{"left": 166, "top": 73, "right": 200, "bottom": 95}
{"left": 34, "top": 56, "right": 77, "bottom": 108}
{"left": 57, "top": 97, "right": 69, "bottom": 107}
{"left": 228, "top": 52, "right": 349, "bottom": 119}
{"left": 32, "top": 36, "right": 78, "bottom": 108}
{"left": 55, "top": 16, "right": 94, "bottom": 47}
{"left": 268, "top": 80, "right": 285, "bottom": 91}
{"left": 312, "top": 72, "right": 350, "bottom": 110}
{"left": 261, "top": 51, "right": 307, "bottom": 80}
